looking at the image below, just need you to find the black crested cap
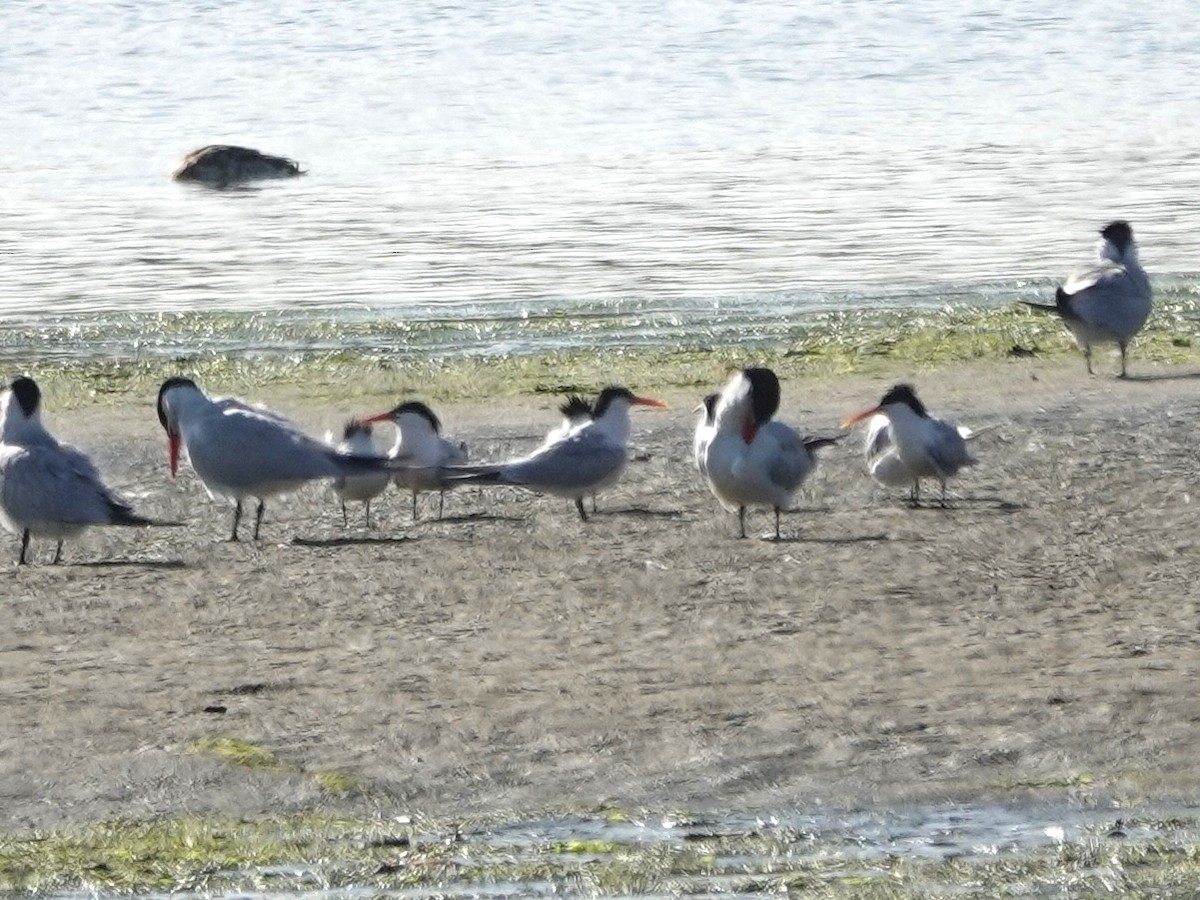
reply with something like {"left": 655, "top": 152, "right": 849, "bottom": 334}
{"left": 156, "top": 376, "right": 198, "bottom": 430}
{"left": 559, "top": 394, "right": 594, "bottom": 420}
{"left": 390, "top": 400, "right": 441, "bottom": 433}
{"left": 592, "top": 386, "right": 636, "bottom": 417}
{"left": 343, "top": 418, "right": 373, "bottom": 439}
{"left": 1100, "top": 220, "right": 1134, "bottom": 253}
{"left": 879, "top": 383, "right": 928, "bottom": 417}
{"left": 743, "top": 367, "right": 781, "bottom": 424}
{"left": 10, "top": 376, "right": 40, "bottom": 418}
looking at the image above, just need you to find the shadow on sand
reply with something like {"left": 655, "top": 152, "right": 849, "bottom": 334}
{"left": 592, "top": 506, "right": 685, "bottom": 519}
{"left": 765, "top": 532, "right": 891, "bottom": 545}
{"left": 901, "top": 495, "right": 1025, "bottom": 513}
{"left": 432, "top": 512, "right": 530, "bottom": 525}
{"left": 72, "top": 558, "right": 188, "bottom": 570}
{"left": 1120, "top": 370, "right": 1200, "bottom": 383}
{"left": 292, "top": 535, "right": 417, "bottom": 548}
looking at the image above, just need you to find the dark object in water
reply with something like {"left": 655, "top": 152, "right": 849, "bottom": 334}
{"left": 172, "top": 145, "right": 305, "bottom": 186}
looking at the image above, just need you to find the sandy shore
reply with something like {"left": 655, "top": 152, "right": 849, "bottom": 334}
{"left": 3, "top": 356, "right": 1200, "bottom": 831}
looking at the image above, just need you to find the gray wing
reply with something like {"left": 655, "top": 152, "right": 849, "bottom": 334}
{"left": 187, "top": 406, "right": 362, "bottom": 490}
{"left": 756, "top": 421, "right": 814, "bottom": 493}
{"left": 1061, "top": 263, "right": 1152, "bottom": 337}
{"left": 925, "top": 419, "right": 976, "bottom": 477}
{"left": 502, "top": 429, "right": 625, "bottom": 490}
{"left": 0, "top": 442, "right": 128, "bottom": 526}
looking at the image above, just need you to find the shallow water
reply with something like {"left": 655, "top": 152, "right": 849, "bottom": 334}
{"left": 4, "top": 1, "right": 1200, "bottom": 361}
{"left": 41, "top": 801, "right": 1200, "bottom": 898}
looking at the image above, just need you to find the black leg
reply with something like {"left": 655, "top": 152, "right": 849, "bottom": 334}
{"left": 737, "top": 506, "right": 746, "bottom": 539}
{"left": 364, "top": 499, "right": 372, "bottom": 529}
{"left": 591, "top": 495, "right": 597, "bottom": 514}
{"left": 19, "top": 529, "right": 30, "bottom": 565}
{"left": 52, "top": 541, "right": 63, "bottom": 565}
{"left": 774, "top": 507, "right": 782, "bottom": 541}
{"left": 575, "top": 496, "right": 588, "bottom": 521}
{"left": 438, "top": 490, "right": 446, "bottom": 520}
{"left": 229, "top": 500, "right": 243, "bottom": 542}
{"left": 341, "top": 500, "right": 348, "bottom": 527}
{"left": 411, "top": 491, "right": 419, "bottom": 522}
{"left": 253, "top": 500, "right": 266, "bottom": 540}
{"left": 1084, "top": 345, "right": 1093, "bottom": 376}
{"left": 940, "top": 480, "right": 948, "bottom": 508}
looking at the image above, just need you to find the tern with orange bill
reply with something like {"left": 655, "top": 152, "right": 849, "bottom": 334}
{"left": 357, "top": 400, "right": 468, "bottom": 521}
{"left": 445, "top": 386, "right": 667, "bottom": 521}
{"left": 701, "top": 368, "right": 836, "bottom": 539}
{"left": 843, "top": 383, "right": 975, "bottom": 506}
{"left": 156, "top": 377, "right": 390, "bottom": 541}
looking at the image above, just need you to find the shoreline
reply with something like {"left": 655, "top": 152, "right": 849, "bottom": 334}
{"left": 4, "top": 303, "right": 1195, "bottom": 415}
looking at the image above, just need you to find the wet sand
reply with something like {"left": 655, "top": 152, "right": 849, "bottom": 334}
{"left": 4, "top": 357, "right": 1200, "bottom": 830}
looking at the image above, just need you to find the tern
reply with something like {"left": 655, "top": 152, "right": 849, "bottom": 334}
{"left": 358, "top": 401, "right": 468, "bottom": 521}
{"left": 0, "top": 376, "right": 176, "bottom": 565}
{"left": 446, "top": 386, "right": 667, "bottom": 521}
{"left": 156, "top": 377, "right": 389, "bottom": 541}
{"left": 701, "top": 368, "right": 836, "bottom": 539}
{"left": 1022, "top": 220, "right": 1152, "bottom": 377}
{"left": 843, "top": 384, "right": 975, "bottom": 505}
{"left": 327, "top": 418, "right": 391, "bottom": 527}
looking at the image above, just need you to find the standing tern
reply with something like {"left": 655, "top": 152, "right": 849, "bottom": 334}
{"left": 0, "top": 376, "right": 177, "bottom": 565}
{"left": 156, "top": 377, "right": 389, "bottom": 541}
{"left": 327, "top": 418, "right": 391, "bottom": 527}
{"left": 701, "top": 368, "right": 836, "bottom": 539}
{"left": 445, "top": 386, "right": 667, "bottom": 521}
{"left": 843, "top": 384, "right": 976, "bottom": 506}
{"left": 1022, "top": 220, "right": 1152, "bottom": 377}
{"left": 358, "top": 400, "right": 468, "bottom": 521}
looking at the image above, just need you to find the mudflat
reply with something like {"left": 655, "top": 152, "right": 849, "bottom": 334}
{"left": 3, "top": 357, "right": 1200, "bottom": 831}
